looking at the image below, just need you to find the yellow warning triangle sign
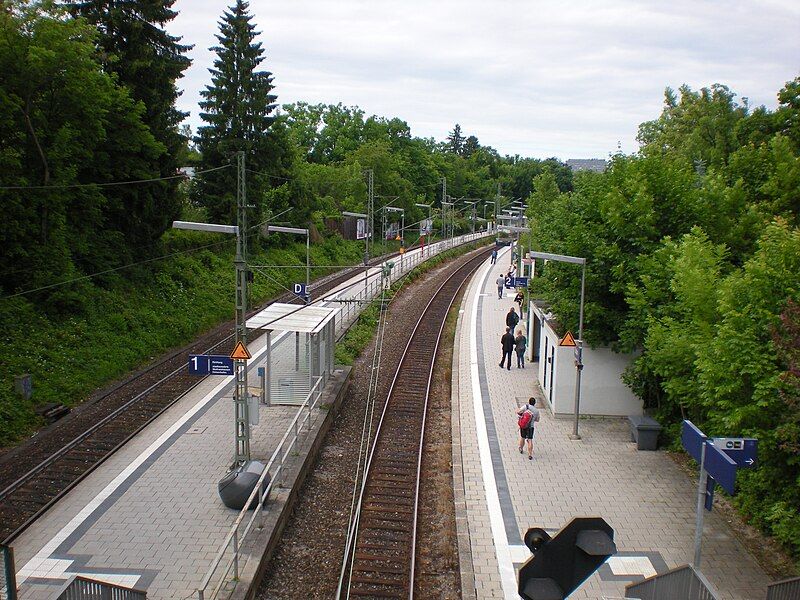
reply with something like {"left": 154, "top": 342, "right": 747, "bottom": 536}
{"left": 559, "top": 331, "right": 577, "bottom": 347}
{"left": 230, "top": 341, "right": 251, "bottom": 360}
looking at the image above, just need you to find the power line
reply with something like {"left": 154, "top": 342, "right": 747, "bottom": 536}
{"left": 0, "top": 238, "right": 234, "bottom": 301}
{"left": 0, "top": 165, "right": 232, "bottom": 191}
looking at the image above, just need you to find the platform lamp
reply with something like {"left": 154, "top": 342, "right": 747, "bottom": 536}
{"left": 415, "top": 203, "right": 432, "bottom": 256}
{"left": 484, "top": 201, "right": 494, "bottom": 231}
{"left": 172, "top": 209, "right": 263, "bottom": 510}
{"left": 528, "top": 250, "right": 587, "bottom": 440}
{"left": 343, "top": 211, "right": 369, "bottom": 292}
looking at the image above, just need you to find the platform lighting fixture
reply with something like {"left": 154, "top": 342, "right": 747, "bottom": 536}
{"left": 381, "top": 205, "right": 405, "bottom": 246}
{"left": 529, "top": 250, "right": 587, "bottom": 440}
{"left": 343, "top": 211, "right": 370, "bottom": 293}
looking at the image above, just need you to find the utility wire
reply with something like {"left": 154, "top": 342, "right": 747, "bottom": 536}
{"left": 0, "top": 238, "right": 234, "bottom": 301}
{"left": 0, "top": 164, "right": 232, "bottom": 191}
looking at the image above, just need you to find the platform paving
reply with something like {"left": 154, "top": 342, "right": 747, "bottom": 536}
{"left": 452, "top": 245, "right": 770, "bottom": 599}
{"left": 10, "top": 232, "right": 491, "bottom": 600}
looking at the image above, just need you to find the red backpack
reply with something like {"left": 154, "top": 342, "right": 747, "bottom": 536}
{"left": 518, "top": 410, "right": 532, "bottom": 429}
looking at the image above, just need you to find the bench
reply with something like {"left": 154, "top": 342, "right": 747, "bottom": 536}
{"left": 628, "top": 414, "right": 662, "bottom": 450}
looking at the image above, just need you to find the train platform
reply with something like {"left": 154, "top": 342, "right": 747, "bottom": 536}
{"left": 8, "top": 232, "right": 490, "bottom": 600}
{"left": 451, "top": 245, "right": 770, "bottom": 599}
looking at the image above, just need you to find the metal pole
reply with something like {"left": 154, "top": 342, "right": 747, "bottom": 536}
{"left": 441, "top": 177, "right": 447, "bottom": 239}
{"left": 234, "top": 151, "right": 250, "bottom": 465}
{"left": 306, "top": 234, "right": 310, "bottom": 304}
{"left": 693, "top": 442, "right": 707, "bottom": 567}
{"left": 266, "top": 331, "right": 272, "bottom": 406}
{"left": 571, "top": 263, "right": 586, "bottom": 440}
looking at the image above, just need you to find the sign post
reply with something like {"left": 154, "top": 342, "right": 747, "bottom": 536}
{"left": 681, "top": 420, "right": 757, "bottom": 568}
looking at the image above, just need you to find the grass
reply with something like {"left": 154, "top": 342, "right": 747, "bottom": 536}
{"left": 0, "top": 234, "right": 364, "bottom": 448}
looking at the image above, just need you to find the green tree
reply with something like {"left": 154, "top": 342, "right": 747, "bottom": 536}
{"left": 447, "top": 123, "right": 464, "bottom": 155}
{"left": 68, "top": 0, "right": 192, "bottom": 252}
{"left": 194, "top": 0, "right": 278, "bottom": 225}
{"left": 0, "top": 1, "right": 161, "bottom": 304}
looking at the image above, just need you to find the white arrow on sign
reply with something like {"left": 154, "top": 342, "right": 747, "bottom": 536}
{"left": 745, "top": 458, "right": 755, "bottom": 465}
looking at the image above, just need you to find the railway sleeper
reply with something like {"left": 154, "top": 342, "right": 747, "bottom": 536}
{"left": 350, "top": 575, "right": 406, "bottom": 586}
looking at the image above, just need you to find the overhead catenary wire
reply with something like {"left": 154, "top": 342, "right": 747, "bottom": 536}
{"left": 0, "top": 164, "right": 232, "bottom": 191}
{"left": 0, "top": 238, "right": 235, "bottom": 301}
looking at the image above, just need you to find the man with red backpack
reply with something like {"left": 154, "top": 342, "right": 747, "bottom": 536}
{"left": 517, "top": 398, "right": 540, "bottom": 460}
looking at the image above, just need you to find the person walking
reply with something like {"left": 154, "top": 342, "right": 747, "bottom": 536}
{"left": 496, "top": 274, "right": 505, "bottom": 299}
{"left": 505, "top": 306, "right": 520, "bottom": 331}
{"left": 491, "top": 248, "right": 498, "bottom": 264}
{"left": 500, "top": 327, "right": 515, "bottom": 370}
{"left": 515, "top": 329, "right": 527, "bottom": 368}
{"left": 516, "top": 399, "right": 540, "bottom": 460}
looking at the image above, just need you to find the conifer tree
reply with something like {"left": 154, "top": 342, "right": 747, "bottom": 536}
{"left": 447, "top": 123, "right": 465, "bottom": 155}
{"left": 195, "top": 0, "right": 278, "bottom": 225}
{"left": 68, "top": 0, "right": 192, "bottom": 252}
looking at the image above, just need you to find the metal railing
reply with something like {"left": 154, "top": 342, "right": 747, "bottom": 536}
{"left": 196, "top": 230, "right": 492, "bottom": 600}
{"left": 56, "top": 575, "right": 146, "bottom": 600}
{"left": 625, "top": 564, "right": 719, "bottom": 600}
{"left": 1, "top": 545, "right": 16, "bottom": 600}
{"left": 197, "top": 375, "right": 324, "bottom": 600}
{"left": 767, "top": 576, "right": 800, "bottom": 600}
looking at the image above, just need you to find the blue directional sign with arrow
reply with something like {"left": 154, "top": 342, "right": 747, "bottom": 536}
{"left": 712, "top": 437, "right": 758, "bottom": 468}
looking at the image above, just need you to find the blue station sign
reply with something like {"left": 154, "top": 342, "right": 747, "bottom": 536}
{"left": 712, "top": 437, "right": 758, "bottom": 468}
{"left": 188, "top": 354, "right": 235, "bottom": 376}
{"left": 682, "top": 421, "right": 758, "bottom": 511}
{"left": 293, "top": 282, "right": 308, "bottom": 299}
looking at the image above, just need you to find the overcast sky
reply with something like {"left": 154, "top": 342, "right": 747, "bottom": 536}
{"left": 170, "top": 0, "right": 800, "bottom": 160}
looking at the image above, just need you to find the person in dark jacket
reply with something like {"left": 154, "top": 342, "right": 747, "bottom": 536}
{"left": 500, "top": 327, "right": 515, "bottom": 370}
{"left": 506, "top": 306, "right": 519, "bottom": 330}
{"left": 515, "top": 329, "right": 527, "bottom": 368}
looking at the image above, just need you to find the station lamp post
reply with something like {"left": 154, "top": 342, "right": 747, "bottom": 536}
{"left": 263, "top": 225, "right": 310, "bottom": 303}
{"left": 441, "top": 200, "right": 454, "bottom": 247}
{"left": 415, "top": 203, "right": 432, "bottom": 256}
{"left": 529, "top": 250, "right": 587, "bottom": 440}
{"left": 343, "top": 211, "right": 370, "bottom": 290}
{"left": 484, "top": 200, "right": 495, "bottom": 230}
{"left": 463, "top": 200, "right": 478, "bottom": 234}
{"left": 382, "top": 206, "right": 405, "bottom": 247}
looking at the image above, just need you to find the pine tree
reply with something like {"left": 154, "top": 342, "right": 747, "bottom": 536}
{"left": 68, "top": 0, "right": 192, "bottom": 253}
{"left": 195, "top": 0, "right": 278, "bottom": 225}
{"left": 447, "top": 123, "right": 465, "bottom": 155}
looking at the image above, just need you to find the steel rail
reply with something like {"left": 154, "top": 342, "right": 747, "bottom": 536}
{"left": 0, "top": 250, "right": 409, "bottom": 544}
{"left": 340, "top": 247, "right": 491, "bottom": 599}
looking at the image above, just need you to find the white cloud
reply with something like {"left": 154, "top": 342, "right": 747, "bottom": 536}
{"left": 170, "top": 0, "right": 800, "bottom": 159}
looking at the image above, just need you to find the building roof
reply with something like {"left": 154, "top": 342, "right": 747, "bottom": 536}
{"left": 566, "top": 159, "right": 606, "bottom": 173}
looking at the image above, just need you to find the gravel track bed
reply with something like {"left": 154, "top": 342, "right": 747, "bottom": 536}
{"left": 257, "top": 249, "right": 483, "bottom": 600}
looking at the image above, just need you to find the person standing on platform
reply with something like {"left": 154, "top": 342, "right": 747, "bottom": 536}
{"left": 515, "top": 329, "right": 527, "bottom": 368}
{"left": 517, "top": 399, "right": 540, "bottom": 460}
{"left": 491, "top": 248, "right": 498, "bottom": 264}
{"left": 496, "top": 274, "right": 505, "bottom": 299}
{"left": 506, "top": 306, "right": 519, "bottom": 331}
{"left": 500, "top": 327, "right": 515, "bottom": 370}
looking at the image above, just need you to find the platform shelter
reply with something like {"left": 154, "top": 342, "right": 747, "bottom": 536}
{"left": 246, "top": 303, "right": 336, "bottom": 405}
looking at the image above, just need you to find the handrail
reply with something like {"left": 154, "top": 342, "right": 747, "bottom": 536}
{"left": 196, "top": 230, "right": 493, "bottom": 600}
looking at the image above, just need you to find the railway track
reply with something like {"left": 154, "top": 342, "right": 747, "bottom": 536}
{"left": 340, "top": 247, "right": 490, "bottom": 599}
{"left": 0, "top": 250, "right": 408, "bottom": 544}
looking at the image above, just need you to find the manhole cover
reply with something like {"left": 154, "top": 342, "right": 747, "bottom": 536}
{"left": 186, "top": 426, "right": 207, "bottom": 434}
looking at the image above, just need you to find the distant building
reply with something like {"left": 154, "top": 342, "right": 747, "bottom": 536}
{"left": 566, "top": 159, "right": 606, "bottom": 173}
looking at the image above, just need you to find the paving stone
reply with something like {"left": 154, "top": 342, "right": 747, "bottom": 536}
{"left": 452, "top": 249, "right": 770, "bottom": 600}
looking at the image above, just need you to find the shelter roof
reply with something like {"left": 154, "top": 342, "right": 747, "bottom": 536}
{"left": 246, "top": 303, "right": 336, "bottom": 334}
